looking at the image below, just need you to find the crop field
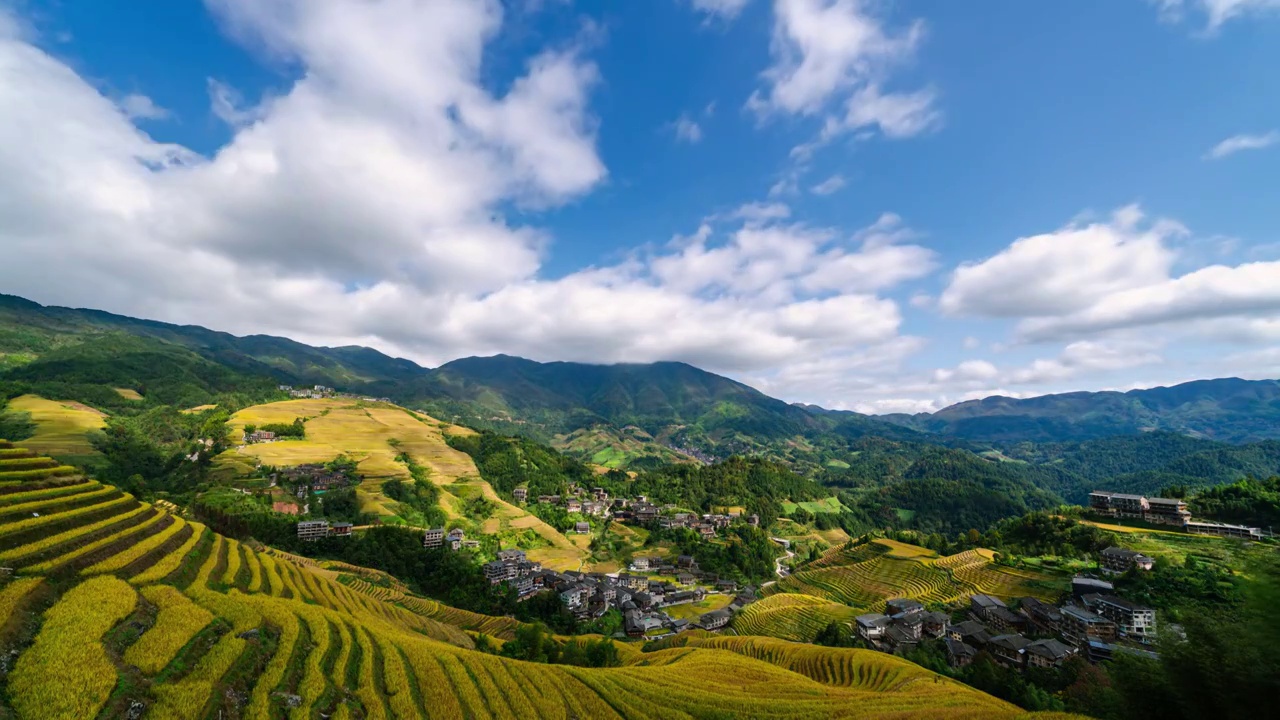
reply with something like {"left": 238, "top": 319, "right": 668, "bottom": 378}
{"left": 5, "top": 394, "right": 106, "bottom": 460}
{"left": 764, "top": 538, "right": 1067, "bottom": 619}
{"left": 661, "top": 592, "right": 734, "bottom": 621}
{"left": 114, "top": 387, "right": 144, "bottom": 401}
{"left": 0, "top": 442, "right": 1073, "bottom": 719}
{"left": 782, "top": 496, "right": 846, "bottom": 515}
{"left": 223, "top": 399, "right": 586, "bottom": 570}
{"left": 732, "top": 593, "right": 860, "bottom": 642}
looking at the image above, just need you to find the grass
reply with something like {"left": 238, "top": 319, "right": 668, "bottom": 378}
{"left": 113, "top": 387, "right": 144, "bottom": 401}
{"left": 662, "top": 592, "right": 734, "bottom": 621}
{"left": 6, "top": 394, "right": 106, "bottom": 459}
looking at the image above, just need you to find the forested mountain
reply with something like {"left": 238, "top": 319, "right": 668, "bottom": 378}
{"left": 881, "top": 378, "right": 1280, "bottom": 443}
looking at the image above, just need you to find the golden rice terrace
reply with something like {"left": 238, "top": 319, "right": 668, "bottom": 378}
{"left": 0, "top": 440, "right": 1073, "bottom": 719}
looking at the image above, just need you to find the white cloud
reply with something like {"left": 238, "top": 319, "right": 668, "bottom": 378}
{"left": 810, "top": 174, "right": 845, "bottom": 195}
{"left": 940, "top": 205, "right": 1182, "bottom": 319}
{"left": 689, "top": 0, "right": 751, "bottom": 21}
{"left": 1154, "top": 0, "right": 1280, "bottom": 29}
{"left": 671, "top": 114, "right": 703, "bottom": 143}
{"left": 932, "top": 359, "right": 998, "bottom": 384}
{"left": 962, "top": 336, "right": 981, "bottom": 350}
{"left": 118, "top": 93, "right": 169, "bottom": 120}
{"left": 940, "top": 204, "right": 1280, "bottom": 344}
{"left": 749, "top": 0, "right": 938, "bottom": 143}
{"left": 1205, "top": 130, "right": 1278, "bottom": 159}
{"left": 0, "top": 1, "right": 932, "bottom": 409}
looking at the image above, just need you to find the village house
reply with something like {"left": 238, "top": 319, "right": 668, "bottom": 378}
{"left": 747, "top": 514, "right": 760, "bottom": 527}
{"left": 1025, "top": 639, "right": 1077, "bottom": 669}
{"left": 1072, "top": 576, "right": 1114, "bottom": 600}
{"left": 245, "top": 430, "right": 277, "bottom": 444}
{"left": 1018, "top": 596, "right": 1063, "bottom": 634}
{"left": 565, "top": 499, "right": 582, "bottom": 513}
{"left": 987, "top": 606, "right": 1029, "bottom": 634}
{"left": 423, "top": 528, "right": 444, "bottom": 549}
{"left": 297, "top": 520, "right": 330, "bottom": 541}
{"left": 330, "top": 522, "right": 353, "bottom": 537}
{"left": 856, "top": 613, "right": 891, "bottom": 642}
{"left": 484, "top": 560, "right": 516, "bottom": 584}
{"left": 696, "top": 524, "right": 717, "bottom": 540}
{"left": 699, "top": 609, "right": 732, "bottom": 630}
{"left": 1060, "top": 605, "right": 1118, "bottom": 646}
{"left": 583, "top": 501, "right": 607, "bottom": 516}
{"left": 885, "top": 598, "right": 924, "bottom": 616}
{"left": 1085, "top": 595, "right": 1156, "bottom": 643}
{"left": 947, "top": 620, "right": 991, "bottom": 648}
{"left": 1089, "top": 491, "right": 1190, "bottom": 525}
{"left": 921, "top": 611, "right": 949, "bottom": 638}
{"left": 1184, "top": 520, "right": 1264, "bottom": 539}
{"left": 630, "top": 556, "right": 657, "bottom": 572}
{"left": 988, "top": 634, "right": 1031, "bottom": 669}
{"left": 512, "top": 487, "right": 528, "bottom": 503}
{"left": 945, "top": 638, "right": 978, "bottom": 668}
{"left": 1099, "top": 547, "right": 1155, "bottom": 574}
{"left": 446, "top": 528, "right": 465, "bottom": 550}
{"left": 969, "top": 594, "right": 1008, "bottom": 622}
{"left": 573, "top": 521, "right": 591, "bottom": 534}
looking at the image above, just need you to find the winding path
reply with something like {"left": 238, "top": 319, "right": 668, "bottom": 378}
{"left": 762, "top": 537, "right": 795, "bottom": 588}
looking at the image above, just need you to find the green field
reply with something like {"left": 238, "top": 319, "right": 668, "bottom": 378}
{"left": 764, "top": 539, "right": 1068, "bottom": 619}
{"left": 0, "top": 441, "right": 1060, "bottom": 720}
{"left": 782, "top": 496, "right": 846, "bottom": 515}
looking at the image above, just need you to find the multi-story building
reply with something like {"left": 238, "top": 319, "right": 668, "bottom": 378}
{"left": 1099, "top": 547, "right": 1154, "bottom": 574}
{"left": 1144, "top": 497, "right": 1191, "bottom": 525}
{"left": 1025, "top": 639, "right": 1076, "bottom": 669}
{"left": 1184, "top": 521, "right": 1264, "bottom": 539}
{"left": 512, "top": 487, "right": 528, "bottom": 503}
{"left": 297, "top": 520, "right": 330, "bottom": 541}
{"left": 1086, "top": 595, "right": 1156, "bottom": 643}
{"left": 483, "top": 560, "right": 516, "bottom": 584}
{"left": 1089, "top": 491, "right": 1148, "bottom": 519}
{"left": 423, "top": 528, "right": 444, "bottom": 549}
{"left": 970, "top": 594, "right": 1007, "bottom": 621}
{"left": 1019, "top": 596, "right": 1063, "bottom": 634}
{"left": 1060, "top": 605, "right": 1117, "bottom": 646}
{"left": 856, "top": 613, "right": 891, "bottom": 641}
{"left": 988, "top": 634, "right": 1030, "bottom": 669}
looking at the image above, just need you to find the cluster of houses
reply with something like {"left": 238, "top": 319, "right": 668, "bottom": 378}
{"left": 244, "top": 430, "right": 278, "bottom": 444}
{"left": 512, "top": 484, "right": 760, "bottom": 540}
{"left": 1090, "top": 490, "right": 1266, "bottom": 539}
{"left": 277, "top": 384, "right": 392, "bottom": 403}
{"left": 296, "top": 519, "right": 354, "bottom": 540}
{"left": 474, "top": 548, "right": 753, "bottom": 638}
{"left": 867, "top": 572, "right": 1159, "bottom": 672}
{"left": 423, "top": 527, "right": 480, "bottom": 552}
{"left": 277, "top": 464, "right": 352, "bottom": 497}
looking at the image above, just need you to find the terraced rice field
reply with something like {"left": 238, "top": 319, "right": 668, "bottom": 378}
{"left": 733, "top": 593, "right": 860, "bottom": 642}
{"left": 764, "top": 539, "right": 1066, "bottom": 620}
{"left": 223, "top": 399, "right": 586, "bottom": 570}
{"left": 0, "top": 442, "right": 1070, "bottom": 719}
{"left": 4, "top": 395, "right": 106, "bottom": 459}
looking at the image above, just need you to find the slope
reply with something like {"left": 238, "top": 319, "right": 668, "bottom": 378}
{"left": 221, "top": 398, "right": 587, "bottom": 570}
{"left": 0, "top": 444, "right": 1070, "bottom": 720}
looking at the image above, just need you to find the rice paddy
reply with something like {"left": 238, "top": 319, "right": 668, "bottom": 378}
{"left": 0, "top": 441, "right": 1073, "bottom": 719}
{"left": 5, "top": 394, "right": 106, "bottom": 460}
{"left": 222, "top": 398, "right": 586, "bottom": 570}
{"left": 762, "top": 538, "right": 1067, "bottom": 627}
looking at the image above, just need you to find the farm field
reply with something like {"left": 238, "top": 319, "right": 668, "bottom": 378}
{"left": 782, "top": 496, "right": 845, "bottom": 515}
{"left": 0, "top": 442, "right": 1068, "bottom": 719}
{"left": 5, "top": 394, "right": 106, "bottom": 460}
{"left": 733, "top": 593, "right": 860, "bottom": 642}
{"left": 763, "top": 538, "right": 1068, "bottom": 621}
{"left": 662, "top": 592, "right": 734, "bottom": 621}
{"left": 222, "top": 399, "right": 586, "bottom": 570}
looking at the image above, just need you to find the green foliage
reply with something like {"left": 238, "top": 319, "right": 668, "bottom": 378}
{"left": 1185, "top": 476, "right": 1280, "bottom": 529}
{"left": 650, "top": 524, "right": 779, "bottom": 583}
{"left": 1113, "top": 554, "right": 1243, "bottom": 613}
{"left": 257, "top": 417, "right": 306, "bottom": 438}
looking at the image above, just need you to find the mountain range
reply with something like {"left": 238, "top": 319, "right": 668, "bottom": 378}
{"left": 2, "top": 293, "right": 1279, "bottom": 471}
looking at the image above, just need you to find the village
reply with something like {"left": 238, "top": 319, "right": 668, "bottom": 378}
{"left": 856, "top": 558, "right": 1160, "bottom": 674}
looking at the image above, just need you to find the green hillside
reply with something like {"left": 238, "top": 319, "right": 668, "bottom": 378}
{"left": 0, "top": 440, "right": 1057, "bottom": 720}
{"left": 882, "top": 378, "right": 1280, "bottom": 443}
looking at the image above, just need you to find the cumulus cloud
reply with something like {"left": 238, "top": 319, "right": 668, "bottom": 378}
{"left": 940, "top": 206, "right": 1182, "bottom": 319}
{"left": 939, "top": 205, "right": 1280, "bottom": 344}
{"left": 0, "top": 0, "right": 935, "bottom": 408}
{"left": 1205, "top": 131, "right": 1278, "bottom": 159}
{"left": 748, "top": 0, "right": 938, "bottom": 142}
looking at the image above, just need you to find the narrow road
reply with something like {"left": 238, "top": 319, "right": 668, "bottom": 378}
{"left": 762, "top": 537, "right": 795, "bottom": 587}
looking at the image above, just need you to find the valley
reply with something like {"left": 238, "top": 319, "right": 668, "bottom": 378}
{"left": 0, "top": 295, "right": 1276, "bottom": 719}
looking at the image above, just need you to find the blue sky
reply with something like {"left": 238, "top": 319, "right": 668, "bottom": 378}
{"left": 1, "top": 0, "right": 1278, "bottom": 412}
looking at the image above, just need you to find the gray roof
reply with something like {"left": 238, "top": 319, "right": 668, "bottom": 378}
{"left": 970, "top": 593, "right": 1007, "bottom": 609}
{"left": 1026, "top": 638, "right": 1074, "bottom": 661}
{"left": 856, "top": 613, "right": 891, "bottom": 628}
{"left": 945, "top": 637, "right": 977, "bottom": 657}
{"left": 988, "top": 633, "right": 1031, "bottom": 651}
